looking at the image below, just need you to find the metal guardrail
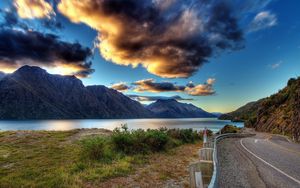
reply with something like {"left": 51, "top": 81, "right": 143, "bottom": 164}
{"left": 207, "top": 133, "right": 255, "bottom": 188}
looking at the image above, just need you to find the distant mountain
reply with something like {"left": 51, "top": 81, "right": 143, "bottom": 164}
{"left": 211, "top": 112, "right": 223, "bottom": 118}
{"left": 0, "top": 66, "right": 153, "bottom": 119}
{"left": 86, "top": 85, "right": 153, "bottom": 118}
{"left": 146, "top": 99, "right": 216, "bottom": 118}
{"left": 0, "top": 71, "right": 5, "bottom": 80}
{"left": 220, "top": 77, "right": 300, "bottom": 141}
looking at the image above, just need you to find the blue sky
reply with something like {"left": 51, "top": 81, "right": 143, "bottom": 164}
{"left": 0, "top": 0, "right": 299, "bottom": 113}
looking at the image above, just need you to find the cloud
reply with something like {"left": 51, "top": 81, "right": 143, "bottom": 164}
{"left": 248, "top": 11, "right": 277, "bottom": 32}
{"left": 14, "top": 0, "right": 54, "bottom": 19}
{"left": 270, "top": 61, "right": 283, "bottom": 69}
{"left": 111, "top": 82, "right": 130, "bottom": 91}
{"left": 0, "top": 7, "right": 28, "bottom": 30}
{"left": 0, "top": 6, "right": 62, "bottom": 31}
{"left": 0, "top": 29, "right": 94, "bottom": 78}
{"left": 58, "top": 0, "right": 245, "bottom": 78}
{"left": 128, "top": 94, "right": 193, "bottom": 102}
{"left": 1, "top": 8, "right": 18, "bottom": 25}
{"left": 132, "top": 78, "right": 216, "bottom": 96}
{"left": 207, "top": 78, "right": 216, "bottom": 85}
{"left": 133, "top": 79, "right": 186, "bottom": 92}
{"left": 185, "top": 79, "right": 216, "bottom": 96}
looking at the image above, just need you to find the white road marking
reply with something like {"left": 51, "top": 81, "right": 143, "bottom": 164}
{"left": 254, "top": 139, "right": 258, "bottom": 143}
{"left": 240, "top": 138, "right": 300, "bottom": 185}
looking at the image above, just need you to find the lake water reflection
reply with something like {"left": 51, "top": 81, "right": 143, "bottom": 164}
{"left": 0, "top": 118, "right": 243, "bottom": 133}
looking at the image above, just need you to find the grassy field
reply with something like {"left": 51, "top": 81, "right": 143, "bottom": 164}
{"left": 0, "top": 127, "right": 204, "bottom": 188}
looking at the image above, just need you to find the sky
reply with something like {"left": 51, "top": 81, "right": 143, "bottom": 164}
{"left": 0, "top": 0, "right": 299, "bottom": 113}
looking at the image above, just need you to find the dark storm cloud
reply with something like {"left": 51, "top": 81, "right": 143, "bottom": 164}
{"left": 0, "top": 29, "right": 94, "bottom": 77}
{"left": 128, "top": 95, "right": 193, "bottom": 102}
{"left": 133, "top": 79, "right": 186, "bottom": 92}
{"left": 58, "top": 0, "right": 248, "bottom": 78}
{"left": 132, "top": 78, "right": 216, "bottom": 96}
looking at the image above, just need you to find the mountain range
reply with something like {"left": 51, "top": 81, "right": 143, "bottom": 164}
{"left": 0, "top": 71, "right": 5, "bottom": 80}
{"left": 147, "top": 99, "right": 216, "bottom": 118}
{"left": 220, "top": 77, "right": 300, "bottom": 141}
{"left": 0, "top": 66, "right": 215, "bottom": 120}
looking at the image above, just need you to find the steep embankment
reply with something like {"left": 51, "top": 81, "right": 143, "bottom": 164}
{"left": 220, "top": 77, "right": 300, "bottom": 141}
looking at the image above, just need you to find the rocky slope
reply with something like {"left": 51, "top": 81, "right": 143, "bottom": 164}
{"left": 0, "top": 66, "right": 153, "bottom": 119}
{"left": 220, "top": 77, "right": 300, "bottom": 141}
{"left": 146, "top": 99, "right": 216, "bottom": 118}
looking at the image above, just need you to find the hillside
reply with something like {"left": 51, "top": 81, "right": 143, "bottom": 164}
{"left": 0, "top": 66, "right": 153, "bottom": 119}
{"left": 147, "top": 99, "right": 216, "bottom": 118}
{"left": 219, "top": 100, "right": 262, "bottom": 122}
{"left": 220, "top": 77, "right": 300, "bottom": 141}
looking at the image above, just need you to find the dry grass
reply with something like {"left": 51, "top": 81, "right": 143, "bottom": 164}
{"left": 0, "top": 129, "right": 201, "bottom": 188}
{"left": 99, "top": 142, "right": 202, "bottom": 188}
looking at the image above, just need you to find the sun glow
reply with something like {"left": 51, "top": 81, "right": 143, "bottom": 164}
{"left": 0, "top": 64, "right": 17, "bottom": 73}
{"left": 45, "top": 64, "right": 84, "bottom": 77}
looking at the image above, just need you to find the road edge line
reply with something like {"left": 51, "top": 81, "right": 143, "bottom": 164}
{"left": 240, "top": 138, "right": 300, "bottom": 185}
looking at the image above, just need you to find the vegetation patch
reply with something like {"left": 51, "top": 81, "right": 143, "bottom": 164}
{"left": 0, "top": 127, "right": 204, "bottom": 187}
{"left": 219, "top": 124, "right": 241, "bottom": 134}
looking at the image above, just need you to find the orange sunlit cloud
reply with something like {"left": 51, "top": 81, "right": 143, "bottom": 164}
{"left": 58, "top": 0, "right": 242, "bottom": 78}
{"left": 110, "top": 82, "right": 130, "bottom": 91}
{"left": 14, "top": 0, "right": 54, "bottom": 19}
{"left": 0, "top": 60, "right": 90, "bottom": 78}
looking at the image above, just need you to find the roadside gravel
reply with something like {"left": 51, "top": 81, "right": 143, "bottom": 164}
{"left": 217, "top": 138, "right": 266, "bottom": 188}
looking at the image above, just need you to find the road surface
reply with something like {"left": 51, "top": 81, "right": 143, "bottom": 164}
{"left": 217, "top": 130, "right": 300, "bottom": 188}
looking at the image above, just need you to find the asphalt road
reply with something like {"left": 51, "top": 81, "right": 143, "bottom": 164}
{"left": 217, "top": 131, "right": 300, "bottom": 188}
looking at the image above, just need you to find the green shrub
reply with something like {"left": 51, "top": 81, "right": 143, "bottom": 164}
{"left": 144, "top": 130, "right": 169, "bottom": 152}
{"left": 112, "top": 128, "right": 170, "bottom": 154}
{"left": 71, "top": 162, "right": 87, "bottom": 173}
{"left": 166, "top": 128, "right": 201, "bottom": 143}
{"left": 81, "top": 137, "right": 112, "bottom": 161}
{"left": 88, "top": 125, "right": 206, "bottom": 157}
{"left": 220, "top": 125, "right": 241, "bottom": 134}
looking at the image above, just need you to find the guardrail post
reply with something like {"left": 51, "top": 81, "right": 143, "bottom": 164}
{"left": 190, "top": 133, "right": 255, "bottom": 188}
{"left": 189, "top": 163, "right": 204, "bottom": 188}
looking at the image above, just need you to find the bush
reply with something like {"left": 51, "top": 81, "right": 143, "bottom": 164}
{"left": 81, "top": 137, "right": 112, "bottom": 161}
{"left": 219, "top": 125, "right": 241, "bottom": 134}
{"left": 83, "top": 125, "right": 207, "bottom": 158}
{"left": 111, "top": 126, "right": 205, "bottom": 155}
{"left": 112, "top": 127, "right": 169, "bottom": 154}
{"left": 145, "top": 130, "right": 169, "bottom": 152}
{"left": 206, "top": 129, "right": 213, "bottom": 137}
{"left": 166, "top": 128, "right": 202, "bottom": 143}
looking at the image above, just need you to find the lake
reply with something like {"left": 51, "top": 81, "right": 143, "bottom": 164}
{"left": 0, "top": 118, "right": 243, "bottom": 132}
